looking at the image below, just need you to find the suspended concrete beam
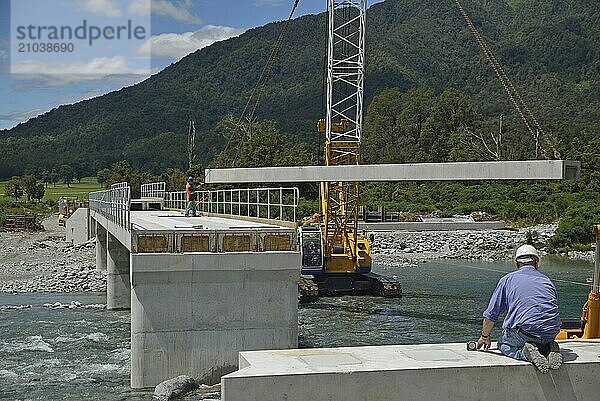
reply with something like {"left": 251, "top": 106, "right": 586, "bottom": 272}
{"left": 205, "top": 160, "right": 581, "bottom": 184}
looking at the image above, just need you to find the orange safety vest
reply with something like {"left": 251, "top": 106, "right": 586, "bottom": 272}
{"left": 186, "top": 182, "right": 195, "bottom": 201}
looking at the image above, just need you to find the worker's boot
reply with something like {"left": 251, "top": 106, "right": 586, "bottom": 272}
{"left": 523, "top": 343, "right": 549, "bottom": 374}
{"left": 547, "top": 341, "right": 562, "bottom": 370}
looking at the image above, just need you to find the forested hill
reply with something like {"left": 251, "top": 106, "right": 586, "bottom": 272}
{"left": 1, "top": 0, "right": 598, "bottom": 178}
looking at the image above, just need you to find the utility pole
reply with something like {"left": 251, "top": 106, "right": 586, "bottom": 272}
{"left": 188, "top": 119, "right": 196, "bottom": 169}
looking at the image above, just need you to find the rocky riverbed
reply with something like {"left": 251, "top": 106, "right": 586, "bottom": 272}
{"left": 371, "top": 224, "right": 595, "bottom": 268}
{"left": 0, "top": 216, "right": 106, "bottom": 293}
{"left": 0, "top": 218, "right": 594, "bottom": 293}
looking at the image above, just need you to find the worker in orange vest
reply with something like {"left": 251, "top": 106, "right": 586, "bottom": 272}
{"left": 184, "top": 176, "right": 196, "bottom": 217}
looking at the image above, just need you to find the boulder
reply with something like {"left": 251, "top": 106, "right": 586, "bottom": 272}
{"left": 153, "top": 375, "right": 198, "bottom": 401}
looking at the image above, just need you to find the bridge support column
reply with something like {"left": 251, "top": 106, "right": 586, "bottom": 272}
{"left": 96, "top": 224, "right": 107, "bottom": 271}
{"left": 107, "top": 232, "right": 131, "bottom": 310}
{"left": 130, "top": 252, "right": 299, "bottom": 389}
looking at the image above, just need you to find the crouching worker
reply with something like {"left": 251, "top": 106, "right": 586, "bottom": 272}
{"left": 476, "top": 245, "right": 563, "bottom": 373}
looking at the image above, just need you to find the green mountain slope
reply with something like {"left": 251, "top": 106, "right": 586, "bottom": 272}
{"left": 1, "top": 0, "right": 598, "bottom": 178}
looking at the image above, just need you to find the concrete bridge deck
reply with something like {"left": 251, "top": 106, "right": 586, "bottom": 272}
{"left": 129, "top": 210, "right": 291, "bottom": 232}
{"left": 222, "top": 340, "right": 600, "bottom": 401}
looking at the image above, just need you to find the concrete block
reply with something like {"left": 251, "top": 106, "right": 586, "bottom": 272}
{"left": 66, "top": 207, "right": 90, "bottom": 245}
{"left": 130, "top": 252, "right": 300, "bottom": 389}
{"left": 222, "top": 341, "right": 600, "bottom": 401}
{"left": 107, "top": 232, "right": 131, "bottom": 310}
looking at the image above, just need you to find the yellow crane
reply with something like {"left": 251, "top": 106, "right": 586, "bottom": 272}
{"left": 556, "top": 225, "right": 600, "bottom": 339}
{"left": 299, "top": 0, "right": 401, "bottom": 299}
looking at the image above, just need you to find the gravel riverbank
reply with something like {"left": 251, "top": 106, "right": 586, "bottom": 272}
{"left": 0, "top": 216, "right": 106, "bottom": 293}
{"left": 371, "top": 224, "right": 595, "bottom": 268}
{"left": 0, "top": 218, "right": 593, "bottom": 293}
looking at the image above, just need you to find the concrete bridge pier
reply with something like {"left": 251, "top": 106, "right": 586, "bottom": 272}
{"left": 130, "top": 251, "right": 299, "bottom": 389}
{"left": 107, "top": 232, "right": 131, "bottom": 310}
{"left": 96, "top": 224, "right": 107, "bottom": 271}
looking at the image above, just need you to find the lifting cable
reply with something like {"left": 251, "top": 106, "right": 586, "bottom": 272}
{"left": 442, "top": 261, "right": 590, "bottom": 287}
{"left": 225, "top": 0, "right": 301, "bottom": 165}
{"left": 454, "top": 0, "right": 558, "bottom": 159}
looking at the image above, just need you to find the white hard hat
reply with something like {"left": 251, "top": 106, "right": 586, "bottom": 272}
{"left": 515, "top": 244, "right": 540, "bottom": 264}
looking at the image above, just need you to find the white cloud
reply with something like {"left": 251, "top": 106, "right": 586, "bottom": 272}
{"left": 130, "top": 0, "right": 201, "bottom": 24}
{"left": 0, "top": 109, "right": 47, "bottom": 122}
{"left": 74, "top": 0, "right": 124, "bottom": 17}
{"left": 128, "top": 0, "right": 150, "bottom": 16}
{"left": 138, "top": 25, "right": 244, "bottom": 60}
{"left": 0, "top": 38, "right": 9, "bottom": 63}
{"left": 10, "top": 56, "right": 151, "bottom": 85}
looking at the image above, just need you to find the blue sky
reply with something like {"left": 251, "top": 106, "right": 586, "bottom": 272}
{"left": 0, "top": 0, "right": 379, "bottom": 130}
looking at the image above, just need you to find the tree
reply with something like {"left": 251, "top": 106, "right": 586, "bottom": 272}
{"left": 186, "top": 163, "right": 204, "bottom": 184}
{"left": 31, "top": 183, "right": 45, "bottom": 202}
{"left": 49, "top": 168, "right": 59, "bottom": 187}
{"left": 363, "top": 88, "right": 403, "bottom": 164}
{"left": 5, "top": 177, "right": 23, "bottom": 201}
{"left": 22, "top": 175, "right": 38, "bottom": 202}
{"left": 59, "top": 164, "right": 74, "bottom": 187}
{"left": 72, "top": 159, "right": 85, "bottom": 183}
{"left": 161, "top": 168, "right": 186, "bottom": 192}
{"left": 400, "top": 87, "right": 435, "bottom": 141}
{"left": 236, "top": 120, "right": 311, "bottom": 168}
{"left": 96, "top": 168, "right": 111, "bottom": 187}
{"left": 41, "top": 170, "right": 50, "bottom": 188}
{"left": 453, "top": 116, "right": 505, "bottom": 161}
{"left": 106, "top": 160, "right": 132, "bottom": 186}
{"left": 419, "top": 88, "right": 477, "bottom": 162}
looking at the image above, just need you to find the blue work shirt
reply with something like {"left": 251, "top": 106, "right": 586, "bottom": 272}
{"left": 483, "top": 265, "right": 561, "bottom": 340}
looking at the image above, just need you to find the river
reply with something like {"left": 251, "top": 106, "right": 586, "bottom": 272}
{"left": 0, "top": 257, "right": 592, "bottom": 401}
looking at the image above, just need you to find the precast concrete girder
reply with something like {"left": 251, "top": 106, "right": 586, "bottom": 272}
{"left": 205, "top": 160, "right": 581, "bottom": 184}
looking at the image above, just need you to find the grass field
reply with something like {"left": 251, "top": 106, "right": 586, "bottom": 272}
{"left": 0, "top": 177, "right": 102, "bottom": 202}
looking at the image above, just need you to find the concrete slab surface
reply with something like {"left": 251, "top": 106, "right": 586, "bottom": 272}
{"left": 130, "top": 211, "right": 288, "bottom": 232}
{"left": 222, "top": 340, "right": 600, "bottom": 401}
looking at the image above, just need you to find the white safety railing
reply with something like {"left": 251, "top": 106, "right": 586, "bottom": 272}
{"left": 165, "top": 187, "right": 299, "bottom": 222}
{"left": 111, "top": 182, "right": 128, "bottom": 189}
{"left": 141, "top": 182, "right": 166, "bottom": 198}
{"left": 165, "top": 191, "right": 209, "bottom": 211}
{"left": 89, "top": 185, "right": 131, "bottom": 231}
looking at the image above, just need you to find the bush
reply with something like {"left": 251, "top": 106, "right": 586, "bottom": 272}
{"left": 298, "top": 198, "right": 319, "bottom": 220}
{"left": 549, "top": 202, "right": 600, "bottom": 248}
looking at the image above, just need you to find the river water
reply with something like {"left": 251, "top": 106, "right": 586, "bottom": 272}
{"left": 0, "top": 257, "right": 593, "bottom": 401}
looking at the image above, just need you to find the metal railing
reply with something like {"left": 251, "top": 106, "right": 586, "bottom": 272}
{"left": 111, "top": 182, "right": 128, "bottom": 189}
{"left": 165, "top": 187, "right": 299, "bottom": 222}
{"left": 165, "top": 191, "right": 208, "bottom": 211}
{"left": 141, "top": 182, "right": 166, "bottom": 198}
{"left": 89, "top": 184, "right": 131, "bottom": 231}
